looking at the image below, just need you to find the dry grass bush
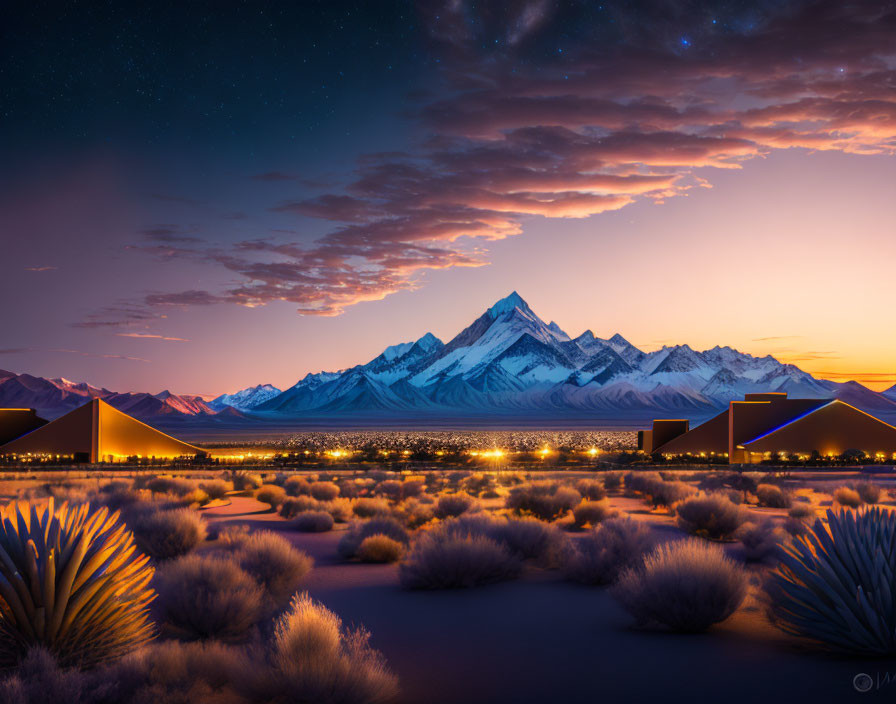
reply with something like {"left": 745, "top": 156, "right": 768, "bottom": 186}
{"left": 352, "top": 497, "right": 392, "bottom": 518}
{"left": 146, "top": 477, "right": 197, "bottom": 497}
{"left": 321, "top": 497, "right": 353, "bottom": 523}
{"left": 374, "top": 480, "right": 403, "bottom": 500}
{"left": 336, "top": 479, "right": 361, "bottom": 499}
{"left": 602, "top": 472, "right": 623, "bottom": 492}
{"left": 400, "top": 479, "right": 425, "bottom": 499}
{"left": 399, "top": 533, "right": 522, "bottom": 589}
{"left": 623, "top": 471, "right": 662, "bottom": 496}
{"left": 93, "top": 486, "right": 149, "bottom": 513}
{"left": 131, "top": 507, "right": 207, "bottom": 561}
{"left": 212, "top": 523, "right": 251, "bottom": 549}
{"left": 0, "top": 500, "right": 156, "bottom": 670}
{"left": 675, "top": 493, "right": 747, "bottom": 540}
{"left": 496, "top": 471, "right": 527, "bottom": 487}
{"left": 236, "top": 531, "right": 313, "bottom": 603}
{"left": 0, "top": 648, "right": 93, "bottom": 704}
{"left": 644, "top": 480, "right": 695, "bottom": 510}
{"left": 182, "top": 489, "right": 210, "bottom": 507}
{"left": 246, "top": 592, "right": 399, "bottom": 704}
{"left": 434, "top": 492, "right": 479, "bottom": 519}
{"left": 854, "top": 481, "right": 881, "bottom": 505}
{"left": 462, "top": 473, "right": 495, "bottom": 496}
{"left": 103, "top": 639, "right": 244, "bottom": 704}
{"left": 506, "top": 481, "right": 582, "bottom": 521}
{"left": 338, "top": 518, "right": 410, "bottom": 560}
{"left": 310, "top": 481, "right": 340, "bottom": 502}
{"left": 156, "top": 554, "right": 264, "bottom": 641}
{"left": 737, "top": 520, "right": 786, "bottom": 562}
{"left": 575, "top": 479, "right": 606, "bottom": 501}
{"left": 280, "top": 496, "right": 320, "bottom": 518}
{"left": 756, "top": 483, "right": 792, "bottom": 509}
{"left": 572, "top": 500, "right": 615, "bottom": 529}
{"left": 199, "top": 479, "right": 232, "bottom": 501}
{"left": 393, "top": 498, "right": 435, "bottom": 529}
{"left": 562, "top": 517, "right": 653, "bottom": 585}
{"left": 433, "top": 514, "right": 566, "bottom": 567}
{"left": 284, "top": 476, "right": 312, "bottom": 497}
{"left": 613, "top": 539, "right": 748, "bottom": 632}
{"left": 295, "top": 510, "right": 336, "bottom": 533}
{"left": 357, "top": 535, "right": 405, "bottom": 563}
{"left": 231, "top": 472, "right": 263, "bottom": 492}
{"left": 834, "top": 486, "right": 862, "bottom": 508}
{"left": 255, "top": 484, "right": 286, "bottom": 509}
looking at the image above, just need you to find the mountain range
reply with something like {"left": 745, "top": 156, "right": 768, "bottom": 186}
{"left": 4, "top": 292, "right": 895, "bottom": 426}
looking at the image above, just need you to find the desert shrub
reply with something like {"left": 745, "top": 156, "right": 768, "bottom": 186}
{"left": 767, "top": 506, "right": 896, "bottom": 654}
{"left": 338, "top": 517, "right": 410, "bottom": 560}
{"left": 146, "top": 477, "right": 196, "bottom": 497}
{"left": 309, "top": 481, "right": 340, "bottom": 502}
{"left": 102, "top": 639, "right": 243, "bottom": 704}
{"left": 181, "top": 489, "right": 210, "bottom": 507}
{"left": 236, "top": 531, "right": 313, "bottom": 603}
{"left": 401, "top": 479, "right": 425, "bottom": 499}
{"left": 623, "top": 471, "right": 662, "bottom": 496}
{"left": 155, "top": 554, "right": 264, "bottom": 640}
{"left": 602, "top": 472, "right": 623, "bottom": 492}
{"left": 0, "top": 500, "right": 155, "bottom": 669}
{"left": 0, "top": 648, "right": 92, "bottom": 703}
{"left": 645, "top": 480, "right": 695, "bottom": 510}
{"left": 321, "top": 497, "right": 353, "bottom": 523}
{"left": 613, "top": 539, "right": 747, "bottom": 632}
{"left": 756, "top": 483, "right": 791, "bottom": 509}
{"left": 393, "top": 498, "right": 434, "bottom": 528}
{"left": 336, "top": 480, "right": 361, "bottom": 499}
{"left": 231, "top": 472, "right": 263, "bottom": 491}
{"left": 246, "top": 592, "right": 399, "bottom": 704}
{"left": 737, "top": 520, "right": 786, "bottom": 562}
{"left": 357, "top": 535, "right": 405, "bottom": 563}
{"left": 198, "top": 479, "right": 232, "bottom": 501}
{"left": 212, "top": 523, "right": 250, "bottom": 548}
{"left": 575, "top": 479, "right": 607, "bottom": 501}
{"left": 399, "top": 533, "right": 522, "bottom": 589}
{"left": 698, "top": 472, "right": 758, "bottom": 503}
{"left": 284, "top": 476, "right": 312, "bottom": 497}
{"left": 280, "top": 496, "right": 320, "bottom": 518}
{"left": 94, "top": 487, "right": 148, "bottom": 513}
{"left": 131, "top": 507, "right": 207, "bottom": 561}
{"left": 675, "top": 493, "right": 746, "bottom": 540}
{"left": 352, "top": 497, "right": 392, "bottom": 518}
{"left": 788, "top": 504, "right": 815, "bottom": 520}
{"left": 833, "top": 486, "right": 862, "bottom": 508}
{"left": 855, "top": 482, "right": 882, "bottom": 505}
{"left": 572, "top": 500, "right": 614, "bottom": 528}
{"left": 562, "top": 517, "right": 653, "bottom": 585}
{"left": 506, "top": 481, "right": 582, "bottom": 521}
{"left": 255, "top": 484, "right": 286, "bottom": 509}
{"left": 434, "top": 492, "right": 479, "bottom": 519}
{"left": 374, "top": 480, "right": 403, "bottom": 500}
{"left": 295, "top": 510, "right": 336, "bottom": 533}
{"left": 491, "top": 517, "right": 567, "bottom": 567}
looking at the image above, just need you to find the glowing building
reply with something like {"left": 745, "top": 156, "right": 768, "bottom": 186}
{"left": 638, "top": 392, "right": 896, "bottom": 463}
{"left": 0, "top": 398, "right": 204, "bottom": 462}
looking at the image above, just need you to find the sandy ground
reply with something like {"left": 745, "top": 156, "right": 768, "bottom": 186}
{"left": 200, "top": 495, "right": 889, "bottom": 704}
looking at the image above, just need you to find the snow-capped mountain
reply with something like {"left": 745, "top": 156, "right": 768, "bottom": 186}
{"left": 211, "top": 384, "right": 281, "bottom": 411}
{"left": 244, "top": 292, "right": 896, "bottom": 419}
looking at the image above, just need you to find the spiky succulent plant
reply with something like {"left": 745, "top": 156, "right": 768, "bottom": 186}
{"left": 767, "top": 506, "right": 896, "bottom": 654}
{"left": 0, "top": 499, "right": 156, "bottom": 668}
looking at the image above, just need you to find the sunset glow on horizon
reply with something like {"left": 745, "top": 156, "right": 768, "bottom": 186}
{"left": 2, "top": 2, "right": 895, "bottom": 395}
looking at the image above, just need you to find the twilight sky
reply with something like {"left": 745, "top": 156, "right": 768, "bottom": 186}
{"left": 2, "top": 0, "right": 895, "bottom": 395}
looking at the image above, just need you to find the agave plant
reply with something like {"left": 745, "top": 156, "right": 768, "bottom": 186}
{"left": 767, "top": 506, "right": 896, "bottom": 654}
{"left": 0, "top": 498, "right": 156, "bottom": 668}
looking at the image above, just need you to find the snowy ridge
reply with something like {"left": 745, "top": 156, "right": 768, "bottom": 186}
{"left": 243, "top": 292, "right": 896, "bottom": 418}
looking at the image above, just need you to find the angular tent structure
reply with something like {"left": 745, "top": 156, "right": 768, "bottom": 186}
{"left": 0, "top": 398, "right": 204, "bottom": 462}
{"left": 0, "top": 409, "right": 48, "bottom": 445}
{"left": 639, "top": 392, "right": 896, "bottom": 463}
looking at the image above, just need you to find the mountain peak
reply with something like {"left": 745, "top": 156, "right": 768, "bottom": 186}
{"left": 414, "top": 332, "right": 442, "bottom": 351}
{"left": 487, "top": 291, "right": 530, "bottom": 317}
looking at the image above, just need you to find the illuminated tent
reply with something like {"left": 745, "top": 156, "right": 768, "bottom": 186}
{"left": 640, "top": 392, "right": 896, "bottom": 463}
{"left": 0, "top": 409, "right": 47, "bottom": 445}
{"left": 0, "top": 398, "right": 203, "bottom": 462}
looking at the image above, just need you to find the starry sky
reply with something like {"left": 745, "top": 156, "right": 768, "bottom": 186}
{"left": 2, "top": 0, "right": 895, "bottom": 395}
